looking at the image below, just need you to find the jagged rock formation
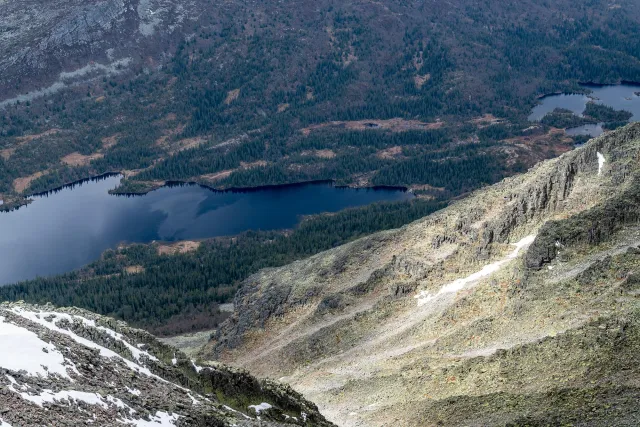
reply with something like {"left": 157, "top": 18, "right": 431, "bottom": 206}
{"left": 0, "top": 0, "right": 195, "bottom": 101}
{"left": 0, "top": 302, "right": 333, "bottom": 426}
{"left": 208, "top": 123, "right": 640, "bottom": 426}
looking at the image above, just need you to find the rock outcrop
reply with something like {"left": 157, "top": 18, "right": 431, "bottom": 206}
{"left": 208, "top": 123, "right": 640, "bottom": 426}
{"left": 0, "top": 302, "right": 334, "bottom": 426}
{"left": 0, "top": 0, "right": 195, "bottom": 102}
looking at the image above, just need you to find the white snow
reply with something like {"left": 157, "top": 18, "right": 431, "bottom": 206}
{"left": 415, "top": 235, "right": 536, "bottom": 306}
{"left": 248, "top": 402, "right": 272, "bottom": 414}
{"left": 5, "top": 375, "right": 19, "bottom": 386}
{"left": 120, "top": 411, "right": 180, "bottom": 426}
{"left": 187, "top": 393, "right": 200, "bottom": 406}
{"left": 7, "top": 384, "right": 129, "bottom": 411}
{"left": 191, "top": 360, "right": 203, "bottom": 373}
{"left": 126, "top": 386, "right": 142, "bottom": 396}
{"left": 0, "top": 316, "right": 71, "bottom": 379}
{"left": 41, "top": 312, "right": 158, "bottom": 363}
{"left": 0, "top": 419, "right": 12, "bottom": 427}
{"left": 10, "top": 308, "right": 159, "bottom": 380}
{"left": 5, "top": 307, "right": 206, "bottom": 416}
{"left": 597, "top": 152, "right": 606, "bottom": 176}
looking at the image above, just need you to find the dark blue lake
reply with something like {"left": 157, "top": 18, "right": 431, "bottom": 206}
{"left": 0, "top": 175, "right": 412, "bottom": 285}
{"left": 529, "top": 83, "right": 640, "bottom": 136}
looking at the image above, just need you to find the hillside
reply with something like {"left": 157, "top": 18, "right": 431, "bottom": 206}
{"left": 208, "top": 123, "right": 640, "bottom": 426}
{"left": 2, "top": 0, "right": 640, "bottom": 207}
{"left": 0, "top": 302, "right": 334, "bottom": 426}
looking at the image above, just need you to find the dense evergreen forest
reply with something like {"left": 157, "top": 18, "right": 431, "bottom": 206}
{"left": 0, "top": 198, "right": 445, "bottom": 335}
{"left": 539, "top": 104, "right": 633, "bottom": 131}
{"left": 2, "top": 0, "right": 640, "bottom": 335}
{"left": 1, "top": 0, "right": 640, "bottom": 198}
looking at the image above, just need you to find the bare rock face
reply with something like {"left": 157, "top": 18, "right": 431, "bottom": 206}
{"left": 0, "top": 302, "right": 334, "bottom": 426}
{"left": 0, "top": 0, "right": 195, "bottom": 101}
{"left": 208, "top": 124, "right": 640, "bottom": 426}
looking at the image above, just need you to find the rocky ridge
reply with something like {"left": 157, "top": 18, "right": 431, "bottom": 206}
{"left": 0, "top": 0, "right": 195, "bottom": 102}
{"left": 0, "top": 302, "right": 333, "bottom": 426}
{"left": 208, "top": 123, "right": 640, "bottom": 426}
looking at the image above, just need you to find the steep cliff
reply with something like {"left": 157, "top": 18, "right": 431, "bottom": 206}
{"left": 208, "top": 123, "right": 640, "bottom": 426}
{"left": 0, "top": 302, "right": 334, "bottom": 426}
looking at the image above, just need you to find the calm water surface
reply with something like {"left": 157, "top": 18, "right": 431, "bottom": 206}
{"left": 529, "top": 83, "right": 640, "bottom": 136}
{"left": 0, "top": 176, "right": 412, "bottom": 285}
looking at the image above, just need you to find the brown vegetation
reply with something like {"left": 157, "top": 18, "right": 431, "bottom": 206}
{"left": 414, "top": 73, "right": 431, "bottom": 89}
{"left": 301, "top": 118, "right": 444, "bottom": 135}
{"left": 0, "top": 148, "right": 15, "bottom": 160}
{"left": 240, "top": 160, "right": 268, "bottom": 169}
{"left": 157, "top": 240, "right": 201, "bottom": 256}
{"left": 13, "top": 171, "right": 47, "bottom": 193}
{"left": 124, "top": 265, "right": 145, "bottom": 274}
{"left": 301, "top": 149, "right": 337, "bottom": 159}
{"left": 61, "top": 152, "right": 104, "bottom": 166}
{"left": 224, "top": 88, "right": 241, "bottom": 105}
{"left": 15, "top": 128, "right": 60, "bottom": 142}
{"left": 201, "top": 170, "right": 234, "bottom": 182}
{"left": 375, "top": 146, "right": 404, "bottom": 160}
{"left": 101, "top": 134, "right": 120, "bottom": 149}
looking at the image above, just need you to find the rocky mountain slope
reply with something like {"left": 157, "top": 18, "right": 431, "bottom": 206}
{"left": 208, "top": 123, "right": 640, "bottom": 426}
{"left": 0, "top": 0, "right": 195, "bottom": 101}
{"left": 0, "top": 302, "right": 334, "bottom": 426}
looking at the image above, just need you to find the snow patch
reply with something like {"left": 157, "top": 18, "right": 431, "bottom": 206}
{"left": 248, "top": 402, "right": 272, "bottom": 414}
{"left": 126, "top": 386, "right": 142, "bottom": 396}
{"left": 0, "top": 316, "right": 71, "bottom": 379}
{"left": 8, "top": 384, "right": 131, "bottom": 412}
{"left": 191, "top": 360, "right": 203, "bottom": 373}
{"left": 187, "top": 393, "right": 200, "bottom": 406}
{"left": 415, "top": 235, "right": 536, "bottom": 306}
{"left": 120, "top": 411, "right": 180, "bottom": 426}
{"left": 597, "top": 152, "right": 606, "bottom": 176}
{"left": 10, "top": 308, "right": 161, "bottom": 382}
{"left": 0, "top": 418, "right": 12, "bottom": 427}
{"left": 47, "top": 312, "right": 158, "bottom": 363}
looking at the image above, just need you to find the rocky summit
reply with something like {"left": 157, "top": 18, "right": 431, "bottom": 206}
{"left": 0, "top": 302, "right": 334, "bottom": 426}
{"left": 207, "top": 123, "right": 640, "bottom": 426}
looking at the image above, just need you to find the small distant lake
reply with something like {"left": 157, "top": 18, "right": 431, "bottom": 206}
{"left": 0, "top": 175, "right": 412, "bottom": 285}
{"left": 529, "top": 83, "right": 640, "bottom": 136}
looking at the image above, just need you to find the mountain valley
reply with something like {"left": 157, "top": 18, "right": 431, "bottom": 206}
{"left": 2, "top": 0, "right": 640, "bottom": 425}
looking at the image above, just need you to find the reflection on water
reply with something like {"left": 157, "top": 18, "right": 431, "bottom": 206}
{"left": 529, "top": 83, "right": 640, "bottom": 137}
{"left": 565, "top": 123, "right": 604, "bottom": 137}
{"left": 0, "top": 175, "right": 412, "bottom": 285}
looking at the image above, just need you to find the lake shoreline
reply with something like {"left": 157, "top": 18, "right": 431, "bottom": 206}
{"left": 0, "top": 174, "right": 412, "bottom": 284}
{"left": 108, "top": 177, "right": 410, "bottom": 197}
{"left": 1, "top": 173, "right": 410, "bottom": 214}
